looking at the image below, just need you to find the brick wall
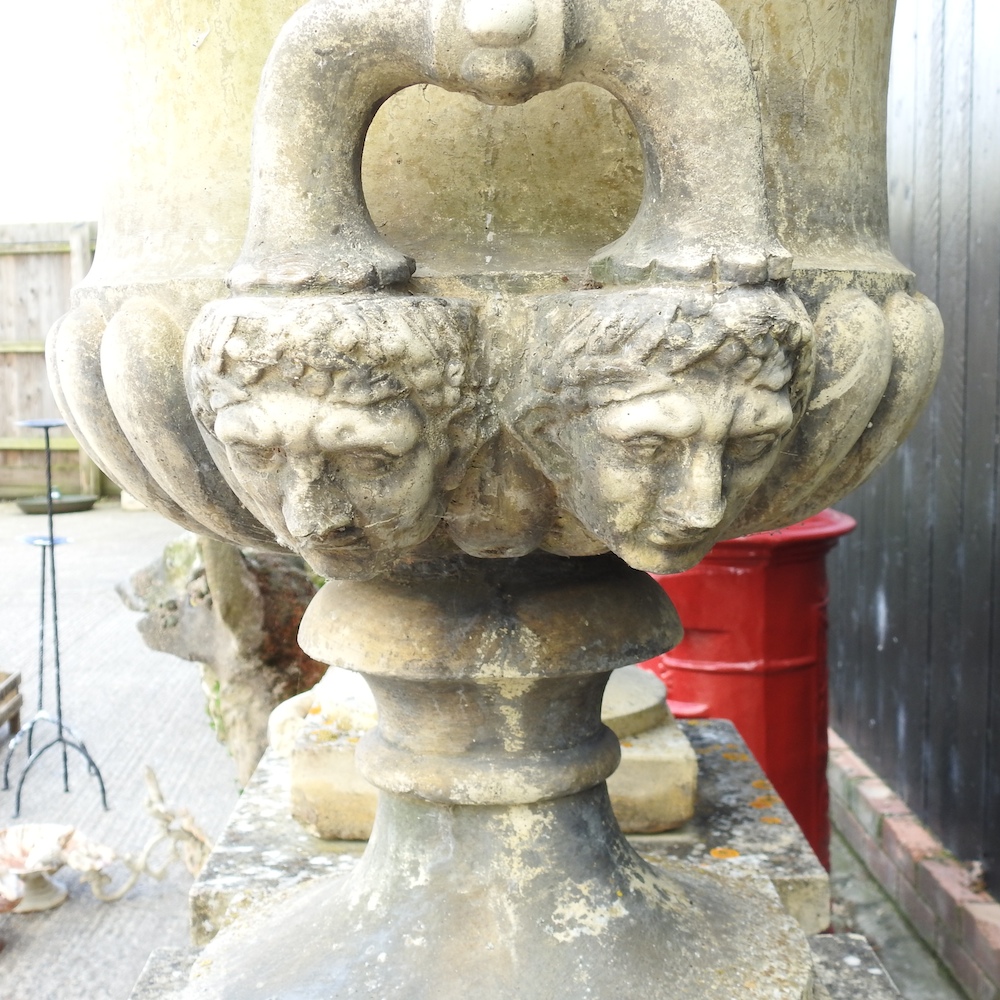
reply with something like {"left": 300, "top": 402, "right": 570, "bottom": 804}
{"left": 829, "top": 730, "right": 1000, "bottom": 1000}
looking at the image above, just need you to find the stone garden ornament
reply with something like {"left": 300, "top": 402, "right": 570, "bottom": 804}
{"left": 49, "top": 0, "right": 942, "bottom": 997}
{"left": 0, "top": 771, "right": 210, "bottom": 912}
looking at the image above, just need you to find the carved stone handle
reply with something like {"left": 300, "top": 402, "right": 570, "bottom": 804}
{"left": 231, "top": 0, "right": 788, "bottom": 294}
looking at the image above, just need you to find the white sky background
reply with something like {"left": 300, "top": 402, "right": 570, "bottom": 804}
{"left": 0, "top": 0, "right": 113, "bottom": 224}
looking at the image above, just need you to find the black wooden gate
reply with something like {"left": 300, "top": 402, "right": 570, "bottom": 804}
{"left": 828, "top": 0, "right": 999, "bottom": 890}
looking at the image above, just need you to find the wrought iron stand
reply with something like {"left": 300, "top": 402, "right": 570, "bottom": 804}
{"left": 2, "top": 419, "right": 108, "bottom": 815}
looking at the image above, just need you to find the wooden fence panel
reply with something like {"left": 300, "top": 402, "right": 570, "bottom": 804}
{"left": 828, "top": 0, "right": 1000, "bottom": 886}
{"left": 0, "top": 223, "right": 95, "bottom": 495}
{"left": 971, "top": 0, "right": 1000, "bottom": 885}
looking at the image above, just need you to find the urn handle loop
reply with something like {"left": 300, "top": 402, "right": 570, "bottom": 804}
{"left": 230, "top": 0, "right": 789, "bottom": 294}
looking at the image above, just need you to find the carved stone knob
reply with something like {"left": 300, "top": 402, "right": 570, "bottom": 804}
{"left": 462, "top": 0, "right": 538, "bottom": 46}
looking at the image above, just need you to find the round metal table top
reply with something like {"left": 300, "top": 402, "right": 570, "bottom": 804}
{"left": 23, "top": 535, "right": 69, "bottom": 547}
{"left": 16, "top": 418, "right": 67, "bottom": 430}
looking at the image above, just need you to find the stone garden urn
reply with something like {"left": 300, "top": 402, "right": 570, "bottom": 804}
{"left": 48, "top": 0, "right": 941, "bottom": 996}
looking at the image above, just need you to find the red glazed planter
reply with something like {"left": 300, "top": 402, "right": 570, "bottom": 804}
{"left": 642, "top": 508, "right": 856, "bottom": 869}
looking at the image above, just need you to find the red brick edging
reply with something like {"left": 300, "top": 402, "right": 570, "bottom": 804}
{"left": 828, "top": 729, "right": 1000, "bottom": 1000}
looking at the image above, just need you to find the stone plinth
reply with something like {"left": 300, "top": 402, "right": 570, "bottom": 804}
{"left": 130, "top": 722, "right": 883, "bottom": 999}
{"left": 810, "top": 934, "right": 903, "bottom": 999}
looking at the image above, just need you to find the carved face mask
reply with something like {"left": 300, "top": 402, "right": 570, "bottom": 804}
{"left": 212, "top": 376, "right": 445, "bottom": 579}
{"left": 552, "top": 361, "right": 794, "bottom": 573}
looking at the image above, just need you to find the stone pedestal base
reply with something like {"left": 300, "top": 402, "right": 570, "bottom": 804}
{"left": 190, "top": 720, "right": 830, "bottom": 946}
{"left": 131, "top": 719, "right": 850, "bottom": 999}
{"left": 168, "top": 558, "right": 823, "bottom": 1000}
{"left": 184, "top": 786, "right": 811, "bottom": 1000}
{"left": 284, "top": 664, "right": 698, "bottom": 840}
{"left": 167, "top": 721, "right": 835, "bottom": 1000}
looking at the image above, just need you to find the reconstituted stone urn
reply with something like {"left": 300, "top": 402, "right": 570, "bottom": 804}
{"left": 49, "top": 1, "right": 941, "bottom": 997}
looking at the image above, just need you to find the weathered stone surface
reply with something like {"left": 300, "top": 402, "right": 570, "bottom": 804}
{"left": 186, "top": 817, "right": 810, "bottom": 1000}
{"left": 188, "top": 750, "right": 360, "bottom": 948}
{"left": 638, "top": 721, "right": 832, "bottom": 936}
{"left": 185, "top": 295, "right": 487, "bottom": 580}
{"left": 274, "top": 663, "right": 696, "bottom": 838}
{"left": 601, "top": 662, "right": 671, "bottom": 737}
{"left": 809, "top": 933, "right": 902, "bottom": 999}
{"left": 610, "top": 718, "right": 699, "bottom": 834}
{"left": 130, "top": 936, "right": 899, "bottom": 999}
{"left": 191, "top": 720, "right": 826, "bottom": 948}
{"left": 285, "top": 711, "right": 699, "bottom": 841}
{"left": 62, "top": 0, "right": 933, "bottom": 996}
{"left": 129, "top": 949, "right": 196, "bottom": 1000}
{"left": 288, "top": 722, "right": 375, "bottom": 842}
{"left": 54, "top": 0, "right": 942, "bottom": 566}
{"left": 182, "top": 553, "right": 812, "bottom": 1000}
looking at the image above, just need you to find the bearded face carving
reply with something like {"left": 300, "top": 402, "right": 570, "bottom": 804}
{"left": 186, "top": 296, "right": 482, "bottom": 579}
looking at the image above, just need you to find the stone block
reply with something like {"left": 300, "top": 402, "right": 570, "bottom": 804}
{"left": 637, "top": 720, "right": 831, "bottom": 935}
{"left": 189, "top": 752, "right": 363, "bottom": 947}
{"left": 129, "top": 948, "right": 194, "bottom": 1000}
{"left": 609, "top": 720, "right": 698, "bottom": 833}
{"left": 601, "top": 664, "right": 670, "bottom": 738}
{"left": 289, "top": 729, "right": 377, "bottom": 841}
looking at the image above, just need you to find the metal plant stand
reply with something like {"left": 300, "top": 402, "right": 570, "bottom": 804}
{"left": 2, "top": 418, "right": 108, "bottom": 816}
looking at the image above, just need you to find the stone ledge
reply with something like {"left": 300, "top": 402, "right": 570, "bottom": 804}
{"left": 828, "top": 728, "right": 1000, "bottom": 1000}
{"left": 636, "top": 719, "right": 831, "bottom": 936}
{"left": 129, "top": 948, "right": 196, "bottom": 1000}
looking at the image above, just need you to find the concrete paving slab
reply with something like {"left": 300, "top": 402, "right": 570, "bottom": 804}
{"left": 810, "top": 933, "right": 901, "bottom": 998}
{"left": 0, "top": 500, "right": 240, "bottom": 1000}
{"left": 830, "top": 831, "right": 970, "bottom": 1000}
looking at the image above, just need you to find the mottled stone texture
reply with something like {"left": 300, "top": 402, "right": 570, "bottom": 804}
{"left": 273, "top": 664, "right": 697, "bottom": 839}
{"left": 809, "top": 935, "right": 901, "bottom": 999}
{"left": 52, "top": 1, "right": 941, "bottom": 569}
{"left": 188, "top": 721, "right": 825, "bottom": 945}
{"left": 55, "top": 0, "right": 937, "bottom": 997}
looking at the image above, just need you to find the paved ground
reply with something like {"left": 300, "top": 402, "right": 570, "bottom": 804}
{"left": 830, "top": 831, "right": 968, "bottom": 999}
{"left": 0, "top": 499, "right": 971, "bottom": 999}
{"left": 0, "top": 500, "right": 240, "bottom": 1000}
